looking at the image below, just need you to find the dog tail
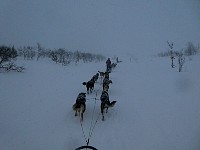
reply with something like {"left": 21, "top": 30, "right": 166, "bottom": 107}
{"left": 72, "top": 103, "right": 77, "bottom": 110}
{"left": 82, "top": 82, "right": 87, "bottom": 86}
{"left": 109, "top": 101, "right": 117, "bottom": 107}
{"left": 80, "top": 104, "right": 86, "bottom": 113}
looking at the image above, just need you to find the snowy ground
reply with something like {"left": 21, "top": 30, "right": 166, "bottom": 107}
{"left": 1, "top": 55, "right": 200, "bottom": 150}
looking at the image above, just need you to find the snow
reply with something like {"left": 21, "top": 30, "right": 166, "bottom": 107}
{"left": 1, "top": 55, "right": 200, "bottom": 150}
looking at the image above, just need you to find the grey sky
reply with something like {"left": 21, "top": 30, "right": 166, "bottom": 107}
{"left": 0, "top": 0, "right": 200, "bottom": 56}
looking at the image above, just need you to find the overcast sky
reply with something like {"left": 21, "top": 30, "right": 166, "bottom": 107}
{"left": 0, "top": 0, "right": 200, "bottom": 56}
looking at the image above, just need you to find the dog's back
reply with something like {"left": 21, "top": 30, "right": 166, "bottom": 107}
{"left": 92, "top": 73, "right": 99, "bottom": 82}
{"left": 82, "top": 79, "right": 95, "bottom": 94}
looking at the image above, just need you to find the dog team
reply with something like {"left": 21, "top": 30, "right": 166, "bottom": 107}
{"left": 73, "top": 58, "right": 117, "bottom": 121}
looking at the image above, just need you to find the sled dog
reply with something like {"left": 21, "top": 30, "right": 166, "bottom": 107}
{"left": 101, "top": 100, "right": 117, "bottom": 121}
{"left": 82, "top": 79, "right": 95, "bottom": 94}
{"left": 73, "top": 92, "right": 86, "bottom": 121}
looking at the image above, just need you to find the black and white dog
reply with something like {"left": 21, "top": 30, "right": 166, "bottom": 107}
{"left": 91, "top": 73, "right": 99, "bottom": 83}
{"left": 103, "top": 78, "right": 112, "bottom": 92}
{"left": 98, "top": 71, "right": 105, "bottom": 78}
{"left": 100, "top": 91, "right": 117, "bottom": 121}
{"left": 73, "top": 93, "right": 86, "bottom": 122}
{"left": 98, "top": 71, "right": 110, "bottom": 79}
{"left": 82, "top": 79, "right": 95, "bottom": 94}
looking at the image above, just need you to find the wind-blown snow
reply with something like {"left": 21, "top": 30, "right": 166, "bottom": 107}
{"left": 1, "top": 55, "right": 200, "bottom": 150}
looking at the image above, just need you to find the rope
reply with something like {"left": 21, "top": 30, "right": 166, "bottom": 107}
{"left": 88, "top": 98, "right": 97, "bottom": 138}
{"left": 78, "top": 67, "right": 115, "bottom": 148}
{"left": 86, "top": 81, "right": 103, "bottom": 145}
{"left": 80, "top": 121, "right": 88, "bottom": 145}
{"left": 79, "top": 76, "right": 103, "bottom": 146}
{"left": 86, "top": 98, "right": 100, "bottom": 101}
{"left": 89, "top": 112, "right": 101, "bottom": 139}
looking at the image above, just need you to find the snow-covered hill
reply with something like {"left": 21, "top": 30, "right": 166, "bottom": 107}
{"left": 1, "top": 55, "right": 200, "bottom": 150}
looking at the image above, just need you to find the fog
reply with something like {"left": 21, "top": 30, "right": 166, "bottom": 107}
{"left": 0, "top": 0, "right": 200, "bottom": 56}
